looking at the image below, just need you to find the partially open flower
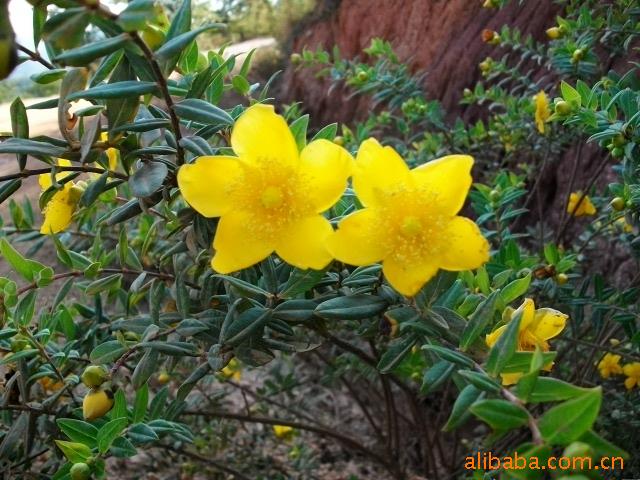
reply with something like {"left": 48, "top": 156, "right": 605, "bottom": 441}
{"left": 623, "top": 362, "right": 640, "bottom": 390}
{"left": 327, "top": 139, "right": 489, "bottom": 296}
{"left": 177, "top": 104, "right": 353, "bottom": 273}
{"left": 486, "top": 298, "right": 568, "bottom": 385}
{"left": 273, "top": 425, "right": 294, "bottom": 439}
{"left": 567, "top": 192, "right": 596, "bottom": 217}
{"left": 39, "top": 159, "right": 84, "bottom": 234}
{"left": 533, "top": 91, "right": 550, "bottom": 134}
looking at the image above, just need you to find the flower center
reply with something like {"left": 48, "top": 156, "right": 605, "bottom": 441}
{"left": 400, "top": 216, "right": 422, "bottom": 236}
{"left": 261, "top": 186, "right": 284, "bottom": 209}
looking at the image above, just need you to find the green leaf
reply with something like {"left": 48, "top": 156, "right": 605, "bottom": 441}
{"left": 10, "top": 97, "right": 28, "bottom": 170}
{"left": 85, "top": 274, "right": 123, "bottom": 296}
{"left": 502, "top": 351, "right": 557, "bottom": 374}
{"left": 165, "top": 0, "right": 192, "bottom": 40}
{"left": 156, "top": 24, "right": 225, "bottom": 63}
{"left": 314, "top": 295, "right": 388, "bottom": 320}
{"left": 56, "top": 419, "right": 98, "bottom": 448}
{"left": 485, "top": 309, "right": 523, "bottom": 376}
{"left": 0, "top": 237, "right": 48, "bottom": 281}
{"left": 272, "top": 299, "right": 317, "bottom": 323}
{"left": 289, "top": 114, "right": 309, "bottom": 151}
{"left": 222, "top": 307, "right": 271, "bottom": 346}
{"left": 131, "top": 348, "right": 158, "bottom": 389}
{"left": 443, "top": 385, "right": 484, "bottom": 431}
{"left": 97, "top": 418, "right": 128, "bottom": 454}
{"left": 560, "top": 81, "right": 582, "bottom": 107}
{"left": 42, "top": 8, "right": 89, "bottom": 50}
{"left": 173, "top": 98, "right": 233, "bottom": 125}
{"left": 54, "top": 440, "right": 92, "bottom": 463}
{"left": 127, "top": 423, "right": 158, "bottom": 444}
{"left": 30, "top": 69, "right": 67, "bottom": 84}
{"left": 117, "top": 0, "right": 157, "bottom": 31}
{"left": 0, "top": 179, "right": 22, "bottom": 205}
{"left": 105, "top": 57, "right": 140, "bottom": 138}
{"left": 578, "top": 430, "right": 629, "bottom": 459}
{"left": 538, "top": 389, "right": 602, "bottom": 444}
{"left": 129, "top": 161, "right": 168, "bottom": 198}
{"left": 421, "top": 344, "right": 473, "bottom": 367}
{"left": 132, "top": 383, "right": 149, "bottom": 423}
{"left": 0, "top": 138, "right": 65, "bottom": 158}
{"left": 311, "top": 123, "right": 338, "bottom": 141}
{"left": 15, "top": 290, "right": 37, "bottom": 326}
{"left": 501, "top": 273, "right": 531, "bottom": 304}
{"left": 527, "top": 377, "right": 591, "bottom": 403}
{"left": 421, "top": 360, "right": 455, "bottom": 394}
{"left": 470, "top": 399, "right": 529, "bottom": 430}
{"left": 66, "top": 81, "right": 159, "bottom": 101}
{"left": 459, "top": 291, "right": 499, "bottom": 351}
{"left": 377, "top": 335, "right": 416, "bottom": 374}
{"left": 458, "top": 369, "right": 501, "bottom": 393}
{"left": 54, "top": 34, "right": 130, "bottom": 67}
{"left": 90, "top": 341, "right": 128, "bottom": 364}
{"left": 111, "top": 390, "right": 127, "bottom": 420}
{"left": 231, "top": 74, "right": 250, "bottom": 95}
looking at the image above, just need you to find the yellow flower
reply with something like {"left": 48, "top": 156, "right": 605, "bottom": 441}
{"left": 533, "top": 90, "right": 550, "bottom": 134}
{"left": 177, "top": 104, "right": 353, "bottom": 273}
{"left": 100, "top": 132, "right": 119, "bottom": 171}
{"left": 615, "top": 217, "right": 633, "bottom": 233}
{"left": 39, "top": 159, "right": 83, "bottom": 234}
{"left": 623, "top": 362, "right": 640, "bottom": 390}
{"left": 220, "top": 358, "right": 242, "bottom": 381}
{"left": 326, "top": 138, "right": 489, "bottom": 296}
{"left": 273, "top": 425, "right": 294, "bottom": 439}
{"left": 597, "top": 353, "right": 623, "bottom": 379}
{"left": 567, "top": 191, "right": 596, "bottom": 216}
{"left": 486, "top": 298, "right": 567, "bottom": 385}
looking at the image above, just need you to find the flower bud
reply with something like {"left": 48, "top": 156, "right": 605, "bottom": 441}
{"left": 158, "top": 372, "right": 170, "bottom": 385}
{"left": 463, "top": 88, "right": 473, "bottom": 97}
{"left": 555, "top": 273, "right": 568, "bottom": 285}
{"left": 356, "top": 70, "right": 369, "bottom": 82}
{"left": 81, "top": 365, "right": 109, "bottom": 388}
{"left": 333, "top": 136, "right": 345, "bottom": 146}
{"left": 482, "top": 0, "right": 497, "bottom": 8}
{"left": 610, "top": 197, "right": 625, "bottom": 211}
{"left": 70, "top": 462, "right": 91, "bottom": 480}
{"left": 545, "top": 27, "right": 562, "bottom": 39}
{"left": 481, "top": 29, "right": 500, "bottom": 44}
{"left": 611, "top": 147, "right": 624, "bottom": 158}
{"left": 571, "top": 48, "right": 584, "bottom": 63}
{"left": 83, "top": 388, "right": 114, "bottom": 420}
{"left": 290, "top": 53, "right": 302, "bottom": 64}
{"left": 554, "top": 100, "right": 572, "bottom": 115}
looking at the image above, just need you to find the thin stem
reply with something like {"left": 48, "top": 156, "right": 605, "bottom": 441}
{"left": 16, "top": 43, "right": 55, "bottom": 70}
{"left": 0, "top": 166, "right": 128, "bottom": 182}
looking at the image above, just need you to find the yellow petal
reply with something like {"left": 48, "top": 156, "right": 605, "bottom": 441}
{"left": 530, "top": 308, "right": 567, "bottom": 341}
{"left": 353, "top": 138, "right": 409, "bottom": 207}
{"left": 276, "top": 215, "right": 333, "bottom": 270}
{"left": 231, "top": 104, "right": 299, "bottom": 166}
{"left": 411, "top": 155, "right": 474, "bottom": 215}
{"left": 438, "top": 216, "right": 490, "bottom": 270}
{"left": 486, "top": 324, "right": 508, "bottom": 348}
{"left": 299, "top": 139, "right": 353, "bottom": 212}
{"left": 501, "top": 372, "right": 523, "bottom": 386}
{"left": 177, "top": 156, "right": 243, "bottom": 217}
{"left": 624, "top": 377, "right": 637, "bottom": 390}
{"left": 326, "top": 209, "right": 385, "bottom": 266}
{"left": 516, "top": 298, "right": 536, "bottom": 331}
{"left": 212, "top": 211, "right": 274, "bottom": 273}
{"left": 40, "top": 185, "right": 77, "bottom": 234}
{"left": 39, "top": 158, "right": 73, "bottom": 190}
{"left": 382, "top": 256, "right": 438, "bottom": 297}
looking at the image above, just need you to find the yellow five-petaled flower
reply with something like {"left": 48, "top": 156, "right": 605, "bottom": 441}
{"left": 178, "top": 104, "right": 353, "bottom": 273}
{"left": 597, "top": 353, "right": 623, "bottom": 379}
{"left": 326, "top": 138, "right": 489, "bottom": 296}
{"left": 486, "top": 298, "right": 568, "bottom": 385}
{"left": 533, "top": 90, "right": 550, "bottom": 134}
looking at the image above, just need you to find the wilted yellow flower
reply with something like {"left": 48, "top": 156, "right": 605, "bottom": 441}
{"left": 598, "top": 353, "right": 623, "bottom": 379}
{"left": 177, "top": 104, "right": 353, "bottom": 273}
{"left": 220, "top": 358, "right": 242, "bottom": 381}
{"left": 39, "top": 376, "right": 64, "bottom": 393}
{"left": 567, "top": 191, "right": 596, "bottom": 216}
{"left": 623, "top": 362, "right": 640, "bottom": 390}
{"left": 273, "top": 425, "right": 294, "bottom": 439}
{"left": 327, "top": 138, "right": 489, "bottom": 296}
{"left": 39, "top": 159, "right": 83, "bottom": 234}
{"left": 533, "top": 90, "right": 550, "bottom": 134}
{"left": 100, "top": 132, "right": 119, "bottom": 171}
{"left": 486, "top": 298, "right": 568, "bottom": 385}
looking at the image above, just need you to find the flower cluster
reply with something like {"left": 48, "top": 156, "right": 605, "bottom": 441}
{"left": 597, "top": 353, "right": 640, "bottom": 390}
{"left": 178, "top": 105, "right": 490, "bottom": 296}
{"left": 567, "top": 191, "right": 596, "bottom": 217}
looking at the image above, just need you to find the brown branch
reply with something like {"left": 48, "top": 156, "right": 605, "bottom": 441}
{"left": 16, "top": 43, "right": 55, "bottom": 70}
{"left": 0, "top": 166, "right": 128, "bottom": 182}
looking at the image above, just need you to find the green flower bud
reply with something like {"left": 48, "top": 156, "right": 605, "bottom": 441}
{"left": 610, "top": 197, "right": 625, "bottom": 211}
{"left": 81, "top": 365, "right": 109, "bottom": 388}
{"left": 70, "top": 462, "right": 91, "bottom": 480}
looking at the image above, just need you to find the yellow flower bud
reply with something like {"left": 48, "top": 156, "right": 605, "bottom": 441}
{"left": 545, "top": 27, "right": 562, "bottom": 39}
{"left": 610, "top": 197, "right": 625, "bottom": 211}
{"left": 83, "top": 389, "right": 114, "bottom": 420}
{"left": 290, "top": 53, "right": 302, "bottom": 64}
{"left": 81, "top": 365, "right": 109, "bottom": 388}
{"left": 333, "top": 136, "right": 345, "bottom": 146}
{"left": 554, "top": 100, "right": 572, "bottom": 115}
{"left": 555, "top": 273, "right": 568, "bottom": 285}
{"left": 273, "top": 425, "right": 294, "bottom": 439}
{"left": 158, "top": 372, "right": 170, "bottom": 385}
{"left": 571, "top": 48, "right": 584, "bottom": 63}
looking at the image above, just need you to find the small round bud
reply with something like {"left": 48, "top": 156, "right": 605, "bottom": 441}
{"left": 610, "top": 197, "right": 625, "bottom": 211}
{"left": 158, "top": 372, "right": 170, "bottom": 385}
{"left": 356, "top": 70, "right": 369, "bottom": 82}
{"left": 290, "top": 53, "right": 302, "bottom": 64}
{"left": 555, "top": 273, "right": 568, "bottom": 285}
{"left": 612, "top": 134, "right": 627, "bottom": 148}
{"left": 554, "top": 100, "right": 572, "bottom": 115}
{"left": 70, "top": 463, "right": 91, "bottom": 480}
{"left": 482, "top": 0, "right": 497, "bottom": 8}
{"left": 611, "top": 147, "right": 624, "bottom": 158}
{"left": 572, "top": 48, "right": 584, "bottom": 62}
{"left": 545, "top": 27, "right": 562, "bottom": 39}
{"left": 489, "top": 189, "right": 500, "bottom": 202}
{"left": 463, "top": 88, "right": 473, "bottom": 97}
{"left": 81, "top": 365, "right": 109, "bottom": 388}
{"left": 333, "top": 136, "right": 345, "bottom": 146}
